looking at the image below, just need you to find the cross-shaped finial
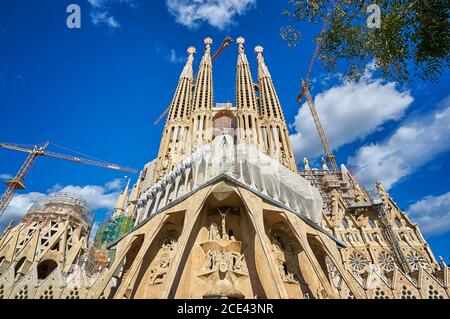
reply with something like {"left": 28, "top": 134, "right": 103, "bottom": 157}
{"left": 187, "top": 46, "right": 197, "bottom": 55}
{"left": 254, "top": 45, "right": 264, "bottom": 54}
{"left": 204, "top": 37, "right": 213, "bottom": 53}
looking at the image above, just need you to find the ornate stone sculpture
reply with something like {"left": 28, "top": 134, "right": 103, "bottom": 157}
{"left": 277, "top": 259, "right": 299, "bottom": 284}
{"left": 378, "top": 251, "right": 395, "bottom": 272}
{"left": 406, "top": 250, "right": 429, "bottom": 271}
{"left": 199, "top": 208, "right": 248, "bottom": 298}
{"left": 348, "top": 251, "right": 368, "bottom": 273}
{"left": 148, "top": 237, "right": 177, "bottom": 285}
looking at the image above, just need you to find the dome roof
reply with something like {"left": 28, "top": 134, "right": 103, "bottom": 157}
{"left": 25, "top": 192, "right": 93, "bottom": 223}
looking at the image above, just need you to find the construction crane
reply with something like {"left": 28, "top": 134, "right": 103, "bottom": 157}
{"left": 0, "top": 141, "right": 139, "bottom": 219}
{"left": 211, "top": 37, "right": 233, "bottom": 62}
{"left": 296, "top": 19, "right": 339, "bottom": 173}
{"left": 154, "top": 37, "right": 234, "bottom": 125}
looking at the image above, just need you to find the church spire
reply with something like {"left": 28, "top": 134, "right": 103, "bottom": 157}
{"left": 191, "top": 37, "right": 214, "bottom": 150}
{"left": 255, "top": 45, "right": 297, "bottom": 172}
{"left": 235, "top": 37, "right": 259, "bottom": 145}
{"left": 153, "top": 47, "right": 197, "bottom": 183}
{"left": 168, "top": 46, "right": 196, "bottom": 122}
{"left": 126, "top": 181, "right": 141, "bottom": 220}
{"left": 113, "top": 178, "right": 130, "bottom": 218}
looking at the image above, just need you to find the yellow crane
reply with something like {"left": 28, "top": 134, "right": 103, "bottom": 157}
{"left": 0, "top": 141, "right": 139, "bottom": 219}
{"left": 153, "top": 37, "right": 233, "bottom": 125}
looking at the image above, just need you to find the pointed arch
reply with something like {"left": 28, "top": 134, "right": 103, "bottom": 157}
{"left": 37, "top": 259, "right": 58, "bottom": 280}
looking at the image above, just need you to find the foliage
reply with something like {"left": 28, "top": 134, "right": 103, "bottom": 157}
{"left": 281, "top": 0, "right": 450, "bottom": 84}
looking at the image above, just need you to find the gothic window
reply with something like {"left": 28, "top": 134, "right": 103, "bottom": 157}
{"left": 427, "top": 285, "right": 445, "bottom": 299}
{"left": 400, "top": 285, "right": 417, "bottom": 299}
{"left": 37, "top": 259, "right": 58, "bottom": 280}
{"left": 40, "top": 286, "right": 54, "bottom": 299}
{"left": 14, "top": 285, "right": 29, "bottom": 299}
{"left": 395, "top": 217, "right": 402, "bottom": 228}
{"left": 378, "top": 251, "right": 395, "bottom": 272}
{"left": 368, "top": 218, "right": 376, "bottom": 229}
{"left": 374, "top": 287, "right": 389, "bottom": 299}
{"left": 14, "top": 257, "right": 27, "bottom": 279}
{"left": 348, "top": 251, "right": 368, "bottom": 272}
{"left": 406, "top": 251, "right": 428, "bottom": 271}
{"left": 66, "top": 287, "right": 81, "bottom": 299}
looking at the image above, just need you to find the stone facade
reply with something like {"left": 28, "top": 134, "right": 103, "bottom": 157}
{"left": 0, "top": 193, "right": 115, "bottom": 299}
{"left": 0, "top": 37, "right": 448, "bottom": 299}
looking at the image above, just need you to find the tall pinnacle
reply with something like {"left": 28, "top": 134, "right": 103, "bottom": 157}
{"left": 192, "top": 37, "right": 214, "bottom": 114}
{"left": 255, "top": 45, "right": 271, "bottom": 78}
{"left": 153, "top": 46, "right": 197, "bottom": 183}
{"left": 113, "top": 178, "right": 130, "bottom": 218}
{"left": 236, "top": 37, "right": 249, "bottom": 65}
{"left": 254, "top": 45, "right": 297, "bottom": 171}
{"left": 191, "top": 37, "right": 215, "bottom": 148}
{"left": 236, "top": 37, "right": 257, "bottom": 110}
{"left": 167, "top": 46, "right": 196, "bottom": 122}
{"left": 235, "top": 36, "right": 259, "bottom": 145}
{"left": 201, "top": 37, "right": 213, "bottom": 65}
{"left": 180, "top": 46, "right": 196, "bottom": 80}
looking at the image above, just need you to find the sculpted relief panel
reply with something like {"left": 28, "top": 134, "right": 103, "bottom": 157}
{"left": 148, "top": 232, "right": 178, "bottom": 286}
{"left": 199, "top": 207, "right": 248, "bottom": 299}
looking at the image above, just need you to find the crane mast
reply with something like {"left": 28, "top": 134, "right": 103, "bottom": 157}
{"left": 0, "top": 141, "right": 138, "bottom": 219}
{"left": 295, "top": 15, "right": 339, "bottom": 173}
{"left": 301, "top": 80, "right": 339, "bottom": 173}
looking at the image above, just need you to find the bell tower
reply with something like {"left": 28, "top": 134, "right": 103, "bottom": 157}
{"left": 191, "top": 38, "right": 215, "bottom": 151}
{"left": 235, "top": 37, "right": 260, "bottom": 147}
{"left": 255, "top": 45, "right": 297, "bottom": 172}
{"left": 153, "top": 47, "right": 196, "bottom": 183}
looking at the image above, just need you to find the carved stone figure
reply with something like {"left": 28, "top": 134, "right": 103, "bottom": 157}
{"left": 149, "top": 258, "right": 170, "bottom": 284}
{"left": 277, "top": 259, "right": 299, "bottom": 284}
{"left": 148, "top": 236, "right": 177, "bottom": 285}
{"left": 208, "top": 223, "right": 221, "bottom": 241}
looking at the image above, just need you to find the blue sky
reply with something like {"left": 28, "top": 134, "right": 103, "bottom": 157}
{"left": 0, "top": 0, "right": 449, "bottom": 261}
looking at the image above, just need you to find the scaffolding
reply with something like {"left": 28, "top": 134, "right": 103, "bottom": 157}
{"left": 24, "top": 192, "right": 94, "bottom": 225}
{"left": 92, "top": 214, "right": 135, "bottom": 264}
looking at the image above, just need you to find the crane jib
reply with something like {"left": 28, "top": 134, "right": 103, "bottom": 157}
{"left": 0, "top": 142, "right": 139, "bottom": 218}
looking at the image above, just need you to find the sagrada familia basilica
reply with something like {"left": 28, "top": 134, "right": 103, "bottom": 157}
{"left": 0, "top": 37, "right": 448, "bottom": 299}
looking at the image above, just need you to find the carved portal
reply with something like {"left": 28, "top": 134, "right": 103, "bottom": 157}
{"left": 199, "top": 207, "right": 247, "bottom": 299}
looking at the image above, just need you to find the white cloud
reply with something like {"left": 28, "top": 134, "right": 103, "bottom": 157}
{"left": 51, "top": 184, "right": 120, "bottom": 210}
{"left": 86, "top": 0, "right": 139, "bottom": 29}
{"left": 105, "top": 178, "right": 126, "bottom": 191}
{"left": 348, "top": 98, "right": 450, "bottom": 189}
{"left": 408, "top": 192, "right": 450, "bottom": 236}
{"left": 91, "top": 11, "right": 121, "bottom": 29}
{"left": 166, "top": 0, "right": 256, "bottom": 30}
{"left": 0, "top": 192, "right": 46, "bottom": 231}
{"left": 166, "top": 49, "right": 186, "bottom": 64}
{"left": 290, "top": 72, "right": 413, "bottom": 160}
{"left": 0, "top": 174, "right": 13, "bottom": 180}
{"left": 0, "top": 180, "right": 121, "bottom": 231}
